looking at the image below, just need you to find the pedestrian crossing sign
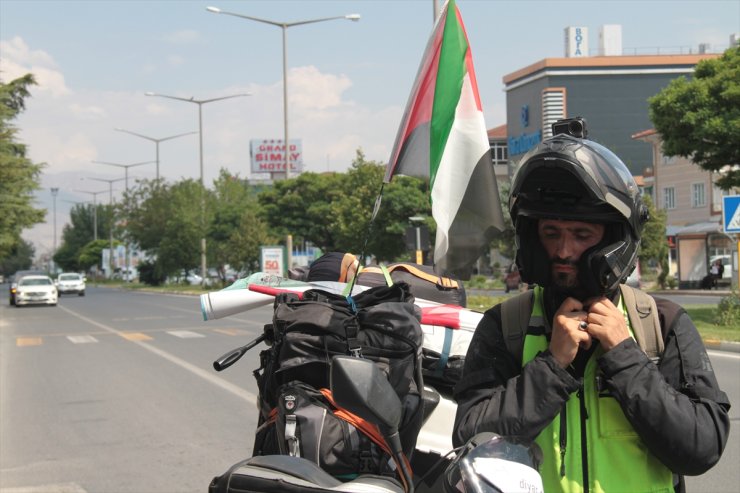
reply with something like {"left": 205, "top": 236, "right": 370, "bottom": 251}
{"left": 723, "top": 195, "right": 740, "bottom": 233}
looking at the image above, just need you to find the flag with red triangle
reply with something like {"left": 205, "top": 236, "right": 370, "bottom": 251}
{"left": 384, "top": 0, "right": 504, "bottom": 279}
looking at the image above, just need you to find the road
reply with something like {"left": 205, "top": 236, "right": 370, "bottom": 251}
{"left": 1, "top": 287, "right": 267, "bottom": 493}
{"left": 1, "top": 287, "right": 738, "bottom": 493}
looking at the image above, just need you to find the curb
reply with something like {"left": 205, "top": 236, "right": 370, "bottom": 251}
{"left": 703, "top": 340, "right": 740, "bottom": 354}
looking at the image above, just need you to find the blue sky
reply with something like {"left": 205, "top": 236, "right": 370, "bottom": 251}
{"left": 1, "top": 0, "right": 738, "bottom": 256}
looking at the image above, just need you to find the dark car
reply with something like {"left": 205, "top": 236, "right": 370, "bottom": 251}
{"left": 9, "top": 270, "right": 46, "bottom": 305}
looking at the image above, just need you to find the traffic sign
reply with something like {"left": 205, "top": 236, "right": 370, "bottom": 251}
{"left": 722, "top": 195, "right": 740, "bottom": 233}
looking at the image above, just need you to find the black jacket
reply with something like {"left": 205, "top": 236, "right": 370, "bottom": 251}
{"left": 453, "top": 293, "right": 731, "bottom": 485}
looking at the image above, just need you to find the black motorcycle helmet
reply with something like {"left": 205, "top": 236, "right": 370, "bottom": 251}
{"left": 509, "top": 132, "right": 648, "bottom": 297}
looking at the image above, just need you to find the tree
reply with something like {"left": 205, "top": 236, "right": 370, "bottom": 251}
{"left": 258, "top": 171, "right": 345, "bottom": 251}
{"left": 53, "top": 203, "right": 113, "bottom": 272}
{"left": 649, "top": 47, "right": 740, "bottom": 190}
{"left": 77, "top": 239, "right": 111, "bottom": 272}
{"left": 638, "top": 194, "right": 670, "bottom": 288}
{"left": 0, "top": 238, "right": 35, "bottom": 277}
{"left": 122, "top": 179, "right": 171, "bottom": 252}
{"left": 224, "top": 206, "right": 275, "bottom": 275}
{"left": 330, "top": 150, "right": 431, "bottom": 261}
{"left": 492, "top": 181, "right": 516, "bottom": 260}
{"left": 207, "top": 170, "right": 271, "bottom": 280}
{"left": 0, "top": 74, "right": 45, "bottom": 258}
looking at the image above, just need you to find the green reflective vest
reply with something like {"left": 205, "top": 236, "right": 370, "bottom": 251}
{"left": 522, "top": 286, "right": 674, "bottom": 493}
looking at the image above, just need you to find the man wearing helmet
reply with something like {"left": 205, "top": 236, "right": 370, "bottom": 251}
{"left": 453, "top": 122, "right": 730, "bottom": 493}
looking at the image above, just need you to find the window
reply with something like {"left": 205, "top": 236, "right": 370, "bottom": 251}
{"left": 490, "top": 142, "right": 508, "bottom": 165}
{"left": 541, "top": 88, "right": 566, "bottom": 139}
{"left": 692, "top": 183, "right": 706, "bottom": 208}
{"left": 663, "top": 187, "right": 676, "bottom": 209}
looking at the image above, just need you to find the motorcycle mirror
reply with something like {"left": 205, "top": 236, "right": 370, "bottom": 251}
{"left": 330, "top": 356, "right": 402, "bottom": 434}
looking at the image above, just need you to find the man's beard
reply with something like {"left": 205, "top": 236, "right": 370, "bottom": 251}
{"left": 550, "top": 258, "right": 589, "bottom": 301}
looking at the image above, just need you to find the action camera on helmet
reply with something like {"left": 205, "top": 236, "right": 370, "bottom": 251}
{"left": 552, "top": 117, "right": 588, "bottom": 139}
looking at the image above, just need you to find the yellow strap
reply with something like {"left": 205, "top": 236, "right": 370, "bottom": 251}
{"left": 358, "top": 263, "right": 459, "bottom": 289}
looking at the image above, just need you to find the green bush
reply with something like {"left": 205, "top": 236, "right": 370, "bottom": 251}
{"left": 466, "top": 275, "right": 489, "bottom": 289}
{"left": 138, "top": 260, "right": 167, "bottom": 286}
{"left": 666, "top": 276, "right": 678, "bottom": 289}
{"left": 714, "top": 291, "right": 740, "bottom": 326}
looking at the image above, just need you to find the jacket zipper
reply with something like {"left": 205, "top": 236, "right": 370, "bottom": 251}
{"left": 559, "top": 404, "right": 567, "bottom": 477}
{"left": 578, "top": 385, "right": 589, "bottom": 493}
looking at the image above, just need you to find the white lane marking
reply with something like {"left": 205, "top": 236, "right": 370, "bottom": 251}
{"left": 66, "top": 335, "right": 98, "bottom": 344}
{"left": 167, "top": 330, "right": 205, "bottom": 339}
{"left": 707, "top": 349, "right": 740, "bottom": 360}
{"left": 0, "top": 482, "right": 87, "bottom": 493}
{"left": 56, "top": 305, "right": 257, "bottom": 406}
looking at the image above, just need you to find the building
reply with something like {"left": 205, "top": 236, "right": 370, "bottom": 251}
{"left": 503, "top": 50, "right": 720, "bottom": 174}
{"left": 487, "top": 123, "right": 510, "bottom": 185}
{"left": 633, "top": 129, "right": 735, "bottom": 288}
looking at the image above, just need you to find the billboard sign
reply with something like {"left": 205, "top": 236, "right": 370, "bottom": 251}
{"left": 565, "top": 26, "right": 588, "bottom": 57}
{"left": 250, "top": 139, "right": 303, "bottom": 174}
{"left": 260, "top": 246, "right": 287, "bottom": 277}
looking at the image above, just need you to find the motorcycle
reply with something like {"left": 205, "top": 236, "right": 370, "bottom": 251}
{"left": 208, "top": 356, "right": 542, "bottom": 493}
{"left": 202, "top": 275, "right": 543, "bottom": 492}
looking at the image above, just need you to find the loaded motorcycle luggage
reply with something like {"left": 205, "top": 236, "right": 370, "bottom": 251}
{"left": 217, "top": 282, "right": 425, "bottom": 480}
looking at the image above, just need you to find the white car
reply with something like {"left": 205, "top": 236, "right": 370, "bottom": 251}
{"left": 57, "top": 272, "right": 86, "bottom": 296}
{"left": 14, "top": 275, "right": 58, "bottom": 307}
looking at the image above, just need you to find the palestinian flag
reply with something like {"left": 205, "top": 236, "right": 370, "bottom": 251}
{"left": 384, "top": 0, "right": 504, "bottom": 280}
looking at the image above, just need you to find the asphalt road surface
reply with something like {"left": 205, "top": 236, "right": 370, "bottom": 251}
{"left": 1, "top": 286, "right": 737, "bottom": 493}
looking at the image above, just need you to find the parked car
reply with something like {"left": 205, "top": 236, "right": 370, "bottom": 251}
{"left": 14, "top": 275, "right": 57, "bottom": 307}
{"left": 9, "top": 269, "right": 46, "bottom": 305}
{"left": 56, "top": 272, "right": 86, "bottom": 296}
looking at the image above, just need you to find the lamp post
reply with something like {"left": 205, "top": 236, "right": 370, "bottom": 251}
{"left": 114, "top": 128, "right": 197, "bottom": 181}
{"left": 50, "top": 187, "right": 59, "bottom": 273}
{"left": 87, "top": 177, "right": 126, "bottom": 278}
{"left": 73, "top": 189, "right": 107, "bottom": 241}
{"left": 93, "top": 160, "right": 154, "bottom": 282}
{"left": 92, "top": 160, "right": 154, "bottom": 192}
{"left": 206, "top": 6, "right": 360, "bottom": 179}
{"left": 144, "top": 91, "right": 250, "bottom": 285}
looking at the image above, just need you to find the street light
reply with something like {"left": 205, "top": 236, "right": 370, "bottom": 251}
{"left": 114, "top": 128, "right": 197, "bottom": 181}
{"left": 92, "top": 160, "right": 154, "bottom": 282}
{"left": 73, "top": 189, "right": 107, "bottom": 241}
{"left": 92, "top": 160, "right": 154, "bottom": 192}
{"left": 144, "top": 91, "right": 250, "bottom": 285}
{"left": 206, "top": 6, "right": 360, "bottom": 179}
{"left": 50, "top": 187, "right": 59, "bottom": 273}
{"left": 409, "top": 216, "right": 426, "bottom": 265}
{"left": 86, "top": 176, "right": 126, "bottom": 278}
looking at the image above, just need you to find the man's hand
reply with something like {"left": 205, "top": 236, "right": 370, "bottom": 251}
{"left": 550, "top": 297, "right": 592, "bottom": 368}
{"left": 582, "top": 297, "right": 630, "bottom": 351}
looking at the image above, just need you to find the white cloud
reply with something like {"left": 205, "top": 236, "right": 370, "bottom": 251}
{"left": 6, "top": 36, "right": 403, "bottom": 257}
{"left": 163, "top": 30, "right": 202, "bottom": 45}
{"left": 0, "top": 36, "right": 70, "bottom": 97}
{"left": 68, "top": 103, "right": 107, "bottom": 120}
{"left": 167, "top": 55, "right": 186, "bottom": 67}
{"left": 289, "top": 65, "right": 353, "bottom": 110}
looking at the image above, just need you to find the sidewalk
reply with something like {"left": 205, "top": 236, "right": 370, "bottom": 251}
{"left": 651, "top": 288, "right": 732, "bottom": 296}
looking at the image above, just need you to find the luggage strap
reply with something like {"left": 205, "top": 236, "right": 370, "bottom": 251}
{"left": 359, "top": 264, "right": 458, "bottom": 289}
